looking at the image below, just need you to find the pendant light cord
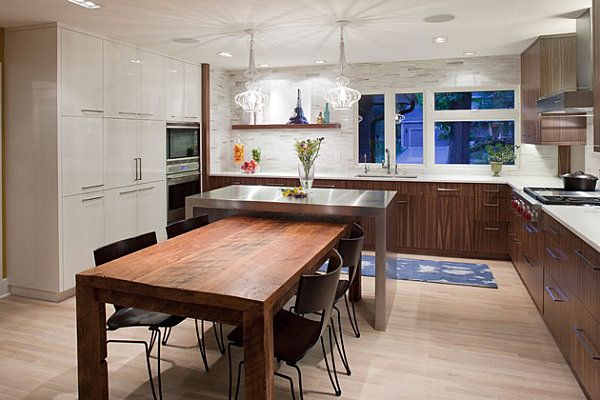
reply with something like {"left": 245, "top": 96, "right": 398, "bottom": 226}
{"left": 337, "top": 24, "right": 347, "bottom": 77}
{"left": 246, "top": 31, "right": 257, "bottom": 81}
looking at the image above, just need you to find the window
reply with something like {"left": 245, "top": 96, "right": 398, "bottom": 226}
{"left": 434, "top": 121, "right": 515, "bottom": 165}
{"left": 434, "top": 90, "right": 515, "bottom": 110}
{"left": 358, "top": 94, "right": 385, "bottom": 163}
{"left": 395, "top": 93, "right": 423, "bottom": 164}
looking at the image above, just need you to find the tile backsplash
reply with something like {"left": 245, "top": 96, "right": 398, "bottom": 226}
{"left": 210, "top": 55, "right": 560, "bottom": 177}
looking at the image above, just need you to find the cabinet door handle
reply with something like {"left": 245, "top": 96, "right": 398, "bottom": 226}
{"left": 545, "top": 287, "right": 563, "bottom": 302}
{"left": 82, "top": 195, "right": 104, "bottom": 202}
{"left": 547, "top": 225, "right": 560, "bottom": 235}
{"left": 437, "top": 188, "right": 460, "bottom": 192}
{"left": 575, "top": 250, "right": 600, "bottom": 271}
{"left": 523, "top": 253, "right": 535, "bottom": 267}
{"left": 545, "top": 248, "right": 561, "bottom": 260}
{"left": 81, "top": 109, "right": 104, "bottom": 114}
{"left": 139, "top": 158, "right": 143, "bottom": 181}
{"left": 134, "top": 158, "right": 140, "bottom": 181}
{"left": 137, "top": 186, "right": 155, "bottom": 192}
{"left": 483, "top": 203, "right": 499, "bottom": 207}
{"left": 82, "top": 184, "right": 104, "bottom": 190}
{"left": 524, "top": 222, "right": 539, "bottom": 234}
{"left": 574, "top": 328, "right": 600, "bottom": 360}
{"left": 231, "top": 181, "right": 241, "bottom": 185}
{"left": 397, "top": 200, "right": 408, "bottom": 204}
{"left": 314, "top": 185, "right": 336, "bottom": 189}
{"left": 119, "top": 189, "right": 137, "bottom": 195}
{"left": 484, "top": 227, "right": 500, "bottom": 231}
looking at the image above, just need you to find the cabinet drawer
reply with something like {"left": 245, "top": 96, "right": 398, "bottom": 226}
{"left": 571, "top": 296, "right": 600, "bottom": 400}
{"left": 475, "top": 197, "right": 509, "bottom": 221}
{"left": 312, "top": 179, "right": 347, "bottom": 189}
{"left": 573, "top": 237, "right": 600, "bottom": 323}
{"left": 544, "top": 216, "right": 566, "bottom": 245}
{"left": 474, "top": 184, "right": 510, "bottom": 198}
{"left": 543, "top": 273, "right": 573, "bottom": 360}
{"left": 474, "top": 221, "right": 507, "bottom": 254}
{"left": 434, "top": 183, "right": 474, "bottom": 197}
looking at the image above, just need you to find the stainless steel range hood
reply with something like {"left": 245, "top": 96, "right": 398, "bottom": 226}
{"left": 538, "top": 9, "right": 593, "bottom": 115}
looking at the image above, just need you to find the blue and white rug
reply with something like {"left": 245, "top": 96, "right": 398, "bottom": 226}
{"left": 323, "top": 255, "right": 498, "bottom": 289}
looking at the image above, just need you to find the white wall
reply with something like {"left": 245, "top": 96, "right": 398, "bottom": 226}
{"left": 211, "top": 55, "right": 560, "bottom": 177}
{"left": 585, "top": 118, "right": 600, "bottom": 175}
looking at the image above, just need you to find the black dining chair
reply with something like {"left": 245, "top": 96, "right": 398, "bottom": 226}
{"left": 165, "top": 214, "right": 226, "bottom": 365}
{"left": 328, "top": 223, "right": 365, "bottom": 376}
{"left": 94, "top": 231, "right": 204, "bottom": 400}
{"left": 227, "top": 249, "right": 344, "bottom": 400}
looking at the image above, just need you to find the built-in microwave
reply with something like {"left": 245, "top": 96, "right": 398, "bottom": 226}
{"left": 167, "top": 123, "right": 200, "bottom": 160}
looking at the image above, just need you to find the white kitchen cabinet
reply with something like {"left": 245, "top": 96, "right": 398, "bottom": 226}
{"left": 105, "top": 185, "right": 139, "bottom": 243}
{"left": 61, "top": 29, "right": 103, "bottom": 117}
{"left": 166, "top": 58, "right": 185, "bottom": 121}
{"left": 137, "top": 49, "right": 165, "bottom": 120}
{"left": 104, "top": 118, "right": 137, "bottom": 189}
{"left": 104, "top": 41, "right": 138, "bottom": 118}
{"left": 61, "top": 116, "right": 104, "bottom": 196}
{"left": 137, "top": 182, "right": 167, "bottom": 242}
{"left": 62, "top": 192, "right": 105, "bottom": 289}
{"left": 184, "top": 63, "right": 201, "bottom": 121}
{"left": 138, "top": 120, "right": 166, "bottom": 184}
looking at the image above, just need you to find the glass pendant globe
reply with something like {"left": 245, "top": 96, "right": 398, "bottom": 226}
{"left": 324, "top": 76, "right": 361, "bottom": 111}
{"left": 234, "top": 81, "right": 269, "bottom": 113}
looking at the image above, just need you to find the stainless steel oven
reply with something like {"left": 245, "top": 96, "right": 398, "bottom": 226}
{"left": 166, "top": 123, "right": 201, "bottom": 223}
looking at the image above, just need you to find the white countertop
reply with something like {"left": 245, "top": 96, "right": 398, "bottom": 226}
{"left": 210, "top": 171, "right": 600, "bottom": 252}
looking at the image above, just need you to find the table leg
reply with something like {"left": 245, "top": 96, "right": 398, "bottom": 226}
{"left": 76, "top": 282, "right": 108, "bottom": 399}
{"left": 243, "top": 305, "right": 275, "bottom": 400}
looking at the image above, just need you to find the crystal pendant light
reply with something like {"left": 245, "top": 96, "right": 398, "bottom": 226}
{"left": 324, "top": 21, "right": 361, "bottom": 111}
{"left": 234, "top": 30, "right": 269, "bottom": 124}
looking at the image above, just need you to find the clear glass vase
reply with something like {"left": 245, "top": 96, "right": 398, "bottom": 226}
{"left": 298, "top": 164, "right": 315, "bottom": 192}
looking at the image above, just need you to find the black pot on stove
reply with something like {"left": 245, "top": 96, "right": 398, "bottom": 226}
{"left": 561, "top": 171, "right": 598, "bottom": 191}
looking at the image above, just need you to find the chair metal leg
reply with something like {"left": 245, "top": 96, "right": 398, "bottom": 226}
{"left": 148, "top": 328, "right": 159, "bottom": 353}
{"left": 344, "top": 292, "right": 361, "bottom": 338}
{"left": 289, "top": 363, "right": 304, "bottom": 400}
{"left": 321, "top": 325, "right": 342, "bottom": 396}
{"left": 274, "top": 371, "right": 297, "bottom": 400}
{"left": 161, "top": 327, "right": 172, "bottom": 346}
{"left": 194, "top": 319, "right": 210, "bottom": 371}
{"left": 213, "top": 322, "right": 226, "bottom": 354}
{"left": 332, "top": 306, "right": 352, "bottom": 375}
{"left": 107, "top": 338, "right": 160, "bottom": 400}
{"left": 227, "top": 343, "right": 235, "bottom": 400}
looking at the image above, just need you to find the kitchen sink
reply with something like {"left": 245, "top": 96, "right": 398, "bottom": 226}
{"left": 355, "top": 173, "right": 418, "bottom": 179}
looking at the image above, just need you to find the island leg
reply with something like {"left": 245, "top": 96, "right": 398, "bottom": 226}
{"left": 76, "top": 281, "right": 108, "bottom": 399}
{"left": 374, "top": 212, "right": 387, "bottom": 331}
{"left": 243, "top": 304, "right": 275, "bottom": 400}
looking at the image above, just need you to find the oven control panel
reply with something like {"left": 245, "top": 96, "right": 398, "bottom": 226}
{"left": 511, "top": 196, "right": 539, "bottom": 222}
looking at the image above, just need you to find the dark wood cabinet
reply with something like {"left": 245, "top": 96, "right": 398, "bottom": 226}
{"left": 594, "top": 0, "right": 600, "bottom": 152}
{"left": 543, "top": 272, "right": 574, "bottom": 361}
{"left": 436, "top": 194, "right": 475, "bottom": 252}
{"left": 573, "top": 236, "right": 600, "bottom": 324}
{"left": 397, "top": 195, "right": 438, "bottom": 250}
{"left": 521, "top": 34, "right": 587, "bottom": 145}
{"left": 571, "top": 295, "right": 600, "bottom": 400}
{"left": 521, "top": 220, "right": 544, "bottom": 312}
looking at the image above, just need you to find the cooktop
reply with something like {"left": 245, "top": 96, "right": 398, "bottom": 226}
{"left": 524, "top": 187, "right": 600, "bottom": 206}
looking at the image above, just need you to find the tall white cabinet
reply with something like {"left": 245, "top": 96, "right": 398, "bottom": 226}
{"left": 5, "top": 24, "right": 202, "bottom": 301}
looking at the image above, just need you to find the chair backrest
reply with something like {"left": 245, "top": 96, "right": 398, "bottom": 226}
{"left": 166, "top": 214, "right": 210, "bottom": 239}
{"left": 94, "top": 232, "right": 158, "bottom": 267}
{"left": 328, "top": 223, "right": 365, "bottom": 286}
{"left": 295, "top": 249, "right": 343, "bottom": 338}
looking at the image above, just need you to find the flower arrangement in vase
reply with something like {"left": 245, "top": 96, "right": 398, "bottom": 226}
{"left": 485, "top": 143, "right": 517, "bottom": 177}
{"left": 294, "top": 137, "right": 324, "bottom": 192}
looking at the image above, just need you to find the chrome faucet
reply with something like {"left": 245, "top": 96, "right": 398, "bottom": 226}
{"left": 382, "top": 148, "right": 391, "bottom": 174}
{"left": 363, "top": 153, "right": 369, "bottom": 174}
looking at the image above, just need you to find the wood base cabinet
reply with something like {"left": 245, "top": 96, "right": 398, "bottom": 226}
{"left": 571, "top": 295, "right": 600, "bottom": 400}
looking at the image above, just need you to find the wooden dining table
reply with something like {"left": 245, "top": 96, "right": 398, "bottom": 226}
{"left": 76, "top": 215, "right": 350, "bottom": 400}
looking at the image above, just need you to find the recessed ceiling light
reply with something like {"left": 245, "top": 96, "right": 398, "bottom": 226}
{"left": 259, "top": 63, "right": 270, "bottom": 68}
{"left": 314, "top": 60, "right": 327, "bottom": 64}
{"left": 433, "top": 36, "right": 448, "bottom": 44}
{"left": 424, "top": 14, "right": 455, "bottom": 23}
{"left": 67, "top": 0, "right": 101, "bottom": 9}
{"left": 173, "top": 38, "right": 199, "bottom": 44}
{"left": 463, "top": 51, "right": 476, "bottom": 56}
{"left": 217, "top": 51, "right": 234, "bottom": 58}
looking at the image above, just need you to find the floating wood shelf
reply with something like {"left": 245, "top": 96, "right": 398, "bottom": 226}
{"left": 231, "top": 123, "right": 341, "bottom": 130}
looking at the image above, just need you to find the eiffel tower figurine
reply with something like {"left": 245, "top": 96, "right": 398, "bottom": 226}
{"left": 287, "top": 89, "right": 309, "bottom": 125}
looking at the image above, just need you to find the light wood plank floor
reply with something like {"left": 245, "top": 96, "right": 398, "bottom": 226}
{"left": 0, "top": 255, "right": 586, "bottom": 399}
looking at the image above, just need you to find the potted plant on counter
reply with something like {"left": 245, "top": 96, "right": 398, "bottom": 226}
{"left": 294, "top": 137, "right": 324, "bottom": 192}
{"left": 485, "top": 143, "right": 517, "bottom": 177}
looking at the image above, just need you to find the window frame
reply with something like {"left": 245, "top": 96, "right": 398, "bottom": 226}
{"left": 355, "top": 85, "right": 521, "bottom": 171}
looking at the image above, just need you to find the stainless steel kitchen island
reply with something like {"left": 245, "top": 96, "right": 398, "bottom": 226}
{"left": 185, "top": 185, "right": 398, "bottom": 331}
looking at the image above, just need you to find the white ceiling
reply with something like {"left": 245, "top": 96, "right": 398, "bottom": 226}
{"left": 0, "top": 0, "right": 591, "bottom": 70}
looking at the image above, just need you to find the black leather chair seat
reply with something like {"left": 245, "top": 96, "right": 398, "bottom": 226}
{"left": 227, "top": 310, "right": 321, "bottom": 363}
{"left": 107, "top": 307, "right": 186, "bottom": 331}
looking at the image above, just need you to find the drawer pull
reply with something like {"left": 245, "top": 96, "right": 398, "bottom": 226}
{"left": 483, "top": 188, "right": 500, "bottom": 193}
{"left": 81, "top": 109, "right": 104, "bottom": 113}
{"left": 119, "top": 189, "right": 137, "bottom": 195}
{"left": 574, "top": 328, "right": 600, "bottom": 360}
{"left": 82, "top": 184, "right": 104, "bottom": 190}
{"left": 575, "top": 250, "right": 600, "bottom": 271}
{"left": 137, "top": 186, "right": 155, "bottom": 192}
{"left": 545, "top": 248, "right": 561, "bottom": 261}
{"left": 118, "top": 111, "right": 138, "bottom": 115}
{"left": 524, "top": 222, "right": 539, "bottom": 234}
{"left": 547, "top": 225, "right": 560, "bottom": 235}
{"left": 544, "top": 287, "right": 563, "bottom": 302}
{"left": 484, "top": 227, "right": 500, "bottom": 232}
{"left": 437, "top": 188, "right": 460, "bottom": 192}
{"left": 523, "top": 253, "right": 535, "bottom": 267}
{"left": 82, "top": 195, "right": 104, "bottom": 202}
{"left": 397, "top": 200, "right": 408, "bottom": 204}
{"left": 231, "top": 181, "right": 241, "bottom": 185}
{"left": 315, "top": 185, "right": 336, "bottom": 189}
{"left": 483, "top": 203, "right": 499, "bottom": 207}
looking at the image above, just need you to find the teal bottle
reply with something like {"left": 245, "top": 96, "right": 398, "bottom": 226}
{"left": 323, "top": 103, "right": 330, "bottom": 124}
